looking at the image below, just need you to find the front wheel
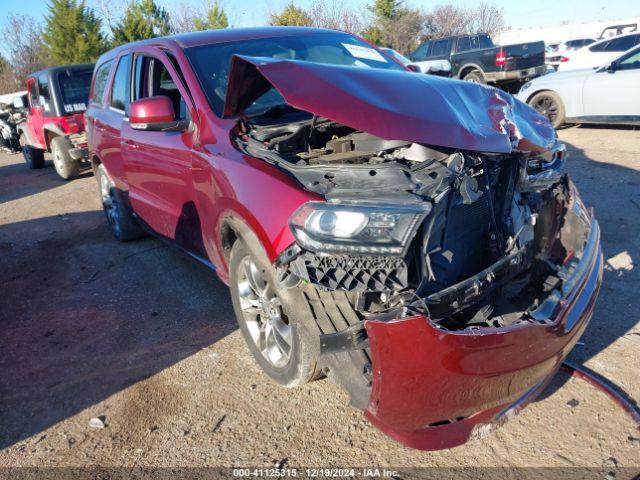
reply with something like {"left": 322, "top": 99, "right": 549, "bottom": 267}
{"left": 528, "top": 91, "right": 566, "bottom": 129}
{"left": 229, "top": 240, "right": 319, "bottom": 387}
{"left": 51, "top": 136, "right": 80, "bottom": 180}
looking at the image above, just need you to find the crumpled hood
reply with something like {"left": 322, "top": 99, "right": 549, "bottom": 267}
{"left": 223, "top": 55, "right": 557, "bottom": 154}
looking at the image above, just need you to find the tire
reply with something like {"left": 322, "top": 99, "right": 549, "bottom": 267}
{"left": 463, "top": 69, "right": 486, "bottom": 84}
{"left": 21, "top": 136, "right": 44, "bottom": 169}
{"left": 528, "top": 90, "right": 566, "bottom": 129}
{"left": 96, "top": 164, "right": 145, "bottom": 242}
{"left": 51, "top": 136, "right": 80, "bottom": 180}
{"left": 229, "top": 239, "right": 320, "bottom": 387}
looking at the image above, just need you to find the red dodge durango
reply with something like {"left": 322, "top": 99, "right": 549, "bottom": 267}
{"left": 86, "top": 27, "right": 602, "bottom": 450}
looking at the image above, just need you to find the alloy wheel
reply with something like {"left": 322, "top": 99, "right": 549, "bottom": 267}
{"left": 532, "top": 94, "right": 559, "bottom": 124}
{"left": 237, "top": 255, "right": 292, "bottom": 368}
{"left": 99, "top": 171, "right": 121, "bottom": 237}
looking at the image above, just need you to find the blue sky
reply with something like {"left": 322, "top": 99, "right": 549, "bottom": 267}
{"left": 0, "top": 0, "right": 637, "bottom": 32}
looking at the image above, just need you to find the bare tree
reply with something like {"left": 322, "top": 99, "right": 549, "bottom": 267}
{"left": 383, "top": 10, "right": 429, "bottom": 54}
{"left": 307, "top": 0, "right": 363, "bottom": 34}
{"left": 91, "top": 0, "right": 127, "bottom": 36}
{"left": 170, "top": 1, "right": 198, "bottom": 33}
{"left": 423, "top": 4, "right": 473, "bottom": 39}
{"left": 471, "top": 2, "right": 505, "bottom": 36}
{"left": 1, "top": 14, "right": 49, "bottom": 91}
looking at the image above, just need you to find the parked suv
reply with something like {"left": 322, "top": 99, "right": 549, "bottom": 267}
{"left": 87, "top": 27, "right": 602, "bottom": 450}
{"left": 18, "top": 64, "right": 93, "bottom": 179}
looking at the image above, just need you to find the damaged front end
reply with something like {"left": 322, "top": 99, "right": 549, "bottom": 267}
{"left": 227, "top": 56, "right": 602, "bottom": 449}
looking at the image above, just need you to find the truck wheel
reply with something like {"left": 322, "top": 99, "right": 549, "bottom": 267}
{"left": 51, "top": 136, "right": 80, "bottom": 180}
{"left": 96, "top": 164, "right": 145, "bottom": 241}
{"left": 528, "top": 91, "right": 566, "bottom": 129}
{"left": 229, "top": 239, "right": 320, "bottom": 387}
{"left": 21, "top": 137, "right": 45, "bottom": 169}
{"left": 463, "top": 70, "right": 485, "bottom": 84}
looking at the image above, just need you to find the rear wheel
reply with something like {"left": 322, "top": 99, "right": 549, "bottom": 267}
{"left": 229, "top": 240, "right": 319, "bottom": 387}
{"left": 51, "top": 136, "right": 80, "bottom": 180}
{"left": 463, "top": 69, "right": 485, "bottom": 84}
{"left": 96, "top": 164, "right": 145, "bottom": 241}
{"left": 529, "top": 91, "right": 566, "bottom": 129}
{"left": 21, "top": 136, "right": 44, "bottom": 169}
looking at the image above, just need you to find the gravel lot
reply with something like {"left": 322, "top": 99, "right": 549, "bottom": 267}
{"left": 0, "top": 126, "right": 639, "bottom": 476}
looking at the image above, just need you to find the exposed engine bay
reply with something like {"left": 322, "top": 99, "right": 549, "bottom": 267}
{"left": 233, "top": 113, "right": 591, "bottom": 332}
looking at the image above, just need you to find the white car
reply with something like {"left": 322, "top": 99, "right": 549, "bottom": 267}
{"left": 516, "top": 45, "right": 640, "bottom": 128}
{"left": 546, "top": 38, "right": 596, "bottom": 70}
{"left": 557, "top": 32, "right": 640, "bottom": 71}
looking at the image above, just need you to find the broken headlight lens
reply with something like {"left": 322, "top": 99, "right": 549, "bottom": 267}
{"left": 289, "top": 202, "right": 430, "bottom": 255}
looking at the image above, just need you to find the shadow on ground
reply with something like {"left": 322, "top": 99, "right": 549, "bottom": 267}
{"left": 0, "top": 210, "right": 236, "bottom": 449}
{"left": 0, "top": 158, "right": 92, "bottom": 204}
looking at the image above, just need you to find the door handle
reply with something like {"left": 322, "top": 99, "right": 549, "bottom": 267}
{"left": 122, "top": 140, "right": 140, "bottom": 150}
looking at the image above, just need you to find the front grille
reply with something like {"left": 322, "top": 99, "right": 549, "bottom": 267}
{"left": 291, "top": 253, "right": 408, "bottom": 292}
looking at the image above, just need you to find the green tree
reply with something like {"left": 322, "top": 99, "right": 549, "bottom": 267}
{"left": 112, "top": 0, "right": 171, "bottom": 45}
{"left": 268, "top": 3, "right": 313, "bottom": 26}
{"left": 368, "top": 0, "right": 404, "bottom": 21}
{"left": 43, "top": 0, "right": 107, "bottom": 64}
{"left": 193, "top": 1, "right": 229, "bottom": 30}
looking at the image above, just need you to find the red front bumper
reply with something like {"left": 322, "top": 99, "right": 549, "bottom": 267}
{"left": 364, "top": 220, "right": 603, "bottom": 451}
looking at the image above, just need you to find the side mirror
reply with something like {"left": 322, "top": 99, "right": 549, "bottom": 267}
{"left": 12, "top": 96, "right": 25, "bottom": 109}
{"left": 406, "top": 64, "right": 421, "bottom": 72}
{"left": 606, "top": 62, "right": 617, "bottom": 73}
{"left": 129, "top": 96, "right": 186, "bottom": 131}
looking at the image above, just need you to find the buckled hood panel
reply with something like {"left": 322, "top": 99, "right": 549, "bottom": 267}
{"left": 223, "top": 55, "right": 556, "bottom": 154}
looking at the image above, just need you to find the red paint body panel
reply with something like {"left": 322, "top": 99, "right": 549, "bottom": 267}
{"left": 223, "top": 55, "right": 556, "bottom": 154}
{"left": 85, "top": 29, "right": 603, "bottom": 449}
{"left": 364, "top": 224, "right": 603, "bottom": 450}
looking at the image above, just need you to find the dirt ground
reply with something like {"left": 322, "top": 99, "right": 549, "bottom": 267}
{"left": 0, "top": 126, "right": 639, "bottom": 476}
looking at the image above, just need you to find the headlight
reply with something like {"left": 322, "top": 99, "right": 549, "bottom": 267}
{"left": 289, "top": 202, "right": 430, "bottom": 255}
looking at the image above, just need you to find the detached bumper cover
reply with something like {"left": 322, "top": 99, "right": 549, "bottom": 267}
{"left": 364, "top": 219, "right": 602, "bottom": 451}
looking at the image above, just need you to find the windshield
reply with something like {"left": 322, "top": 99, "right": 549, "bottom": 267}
{"left": 185, "top": 32, "right": 405, "bottom": 117}
{"left": 57, "top": 70, "right": 93, "bottom": 114}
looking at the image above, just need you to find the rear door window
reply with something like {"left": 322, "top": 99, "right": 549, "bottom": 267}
{"left": 479, "top": 35, "right": 493, "bottom": 49}
{"left": 110, "top": 54, "right": 131, "bottom": 113}
{"left": 457, "top": 37, "right": 471, "bottom": 52}
{"left": 91, "top": 61, "right": 113, "bottom": 105}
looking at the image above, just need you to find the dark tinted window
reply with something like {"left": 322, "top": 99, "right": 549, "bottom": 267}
{"left": 457, "top": 36, "right": 471, "bottom": 52}
{"left": 185, "top": 33, "right": 404, "bottom": 116}
{"left": 91, "top": 61, "right": 113, "bottom": 104}
{"left": 479, "top": 34, "right": 493, "bottom": 49}
{"left": 110, "top": 54, "right": 130, "bottom": 112}
{"left": 617, "top": 48, "right": 640, "bottom": 70}
{"left": 605, "top": 34, "right": 640, "bottom": 52}
{"left": 412, "top": 41, "right": 430, "bottom": 60}
{"left": 431, "top": 39, "right": 449, "bottom": 56}
{"left": 58, "top": 70, "right": 93, "bottom": 113}
{"left": 37, "top": 73, "right": 52, "bottom": 112}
